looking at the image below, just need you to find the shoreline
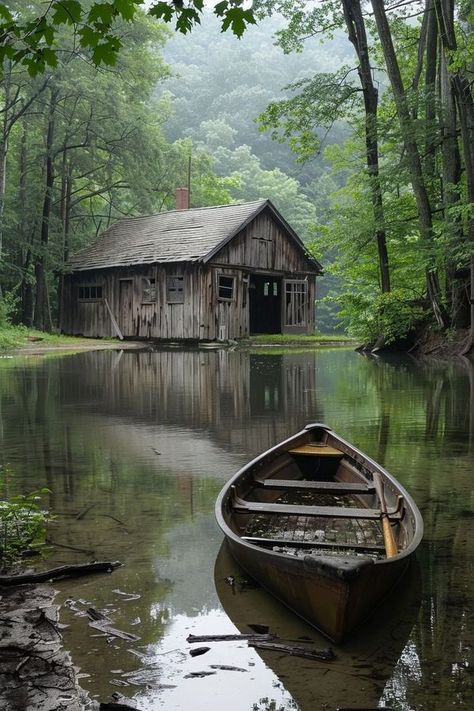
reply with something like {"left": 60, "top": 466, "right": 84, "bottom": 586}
{"left": 0, "top": 583, "right": 97, "bottom": 711}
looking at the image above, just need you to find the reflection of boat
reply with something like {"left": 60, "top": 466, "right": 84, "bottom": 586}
{"left": 215, "top": 423, "right": 423, "bottom": 643}
{"left": 214, "top": 540, "right": 422, "bottom": 710}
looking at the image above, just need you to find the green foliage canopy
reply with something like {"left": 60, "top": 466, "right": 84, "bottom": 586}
{"left": 0, "top": 0, "right": 256, "bottom": 75}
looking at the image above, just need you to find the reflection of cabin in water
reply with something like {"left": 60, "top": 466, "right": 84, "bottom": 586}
{"left": 63, "top": 348, "right": 322, "bottom": 461}
{"left": 60, "top": 195, "right": 322, "bottom": 341}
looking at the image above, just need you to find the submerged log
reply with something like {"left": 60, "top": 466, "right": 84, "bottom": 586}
{"left": 0, "top": 560, "right": 122, "bottom": 585}
{"left": 88, "top": 620, "right": 140, "bottom": 642}
{"left": 187, "top": 632, "right": 274, "bottom": 643}
{"left": 248, "top": 640, "right": 335, "bottom": 662}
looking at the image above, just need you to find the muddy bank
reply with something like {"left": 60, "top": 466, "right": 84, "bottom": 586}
{"left": 8, "top": 338, "right": 146, "bottom": 356}
{"left": 0, "top": 584, "right": 97, "bottom": 711}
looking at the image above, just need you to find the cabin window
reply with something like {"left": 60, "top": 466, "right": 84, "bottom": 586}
{"left": 263, "top": 281, "right": 278, "bottom": 297}
{"left": 285, "top": 280, "right": 307, "bottom": 326}
{"left": 217, "top": 274, "right": 235, "bottom": 301}
{"left": 167, "top": 275, "right": 184, "bottom": 303}
{"left": 78, "top": 285, "right": 103, "bottom": 300}
{"left": 142, "top": 277, "right": 156, "bottom": 303}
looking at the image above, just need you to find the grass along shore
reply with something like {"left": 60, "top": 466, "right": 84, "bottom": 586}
{"left": 239, "top": 333, "right": 355, "bottom": 347}
{"left": 0, "top": 326, "right": 131, "bottom": 353}
{"left": 0, "top": 325, "right": 355, "bottom": 353}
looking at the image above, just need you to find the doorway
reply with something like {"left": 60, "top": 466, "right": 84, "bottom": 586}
{"left": 249, "top": 275, "right": 282, "bottom": 334}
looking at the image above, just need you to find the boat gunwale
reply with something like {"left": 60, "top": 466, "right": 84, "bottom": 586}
{"left": 215, "top": 423, "right": 424, "bottom": 567}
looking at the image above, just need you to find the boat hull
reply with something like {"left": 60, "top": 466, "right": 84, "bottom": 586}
{"left": 215, "top": 423, "right": 423, "bottom": 643}
{"left": 226, "top": 536, "right": 409, "bottom": 643}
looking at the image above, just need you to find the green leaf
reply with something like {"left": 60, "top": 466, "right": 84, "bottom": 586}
{"left": 92, "top": 38, "right": 122, "bottom": 66}
{"left": 51, "top": 0, "right": 83, "bottom": 25}
{"left": 149, "top": 2, "right": 174, "bottom": 22}
{"left": 88, "top": 3, "right": 115, "bottom": 26}
{"left": 220, "top": 8, "right": 256, "bottom": 38}
{"left": 0, "top": 4, "right": 13, "bottom": 22}
{"left": 0, "top": 43, "right": 16, "bottom": 61}
{"left": 78, "top": 25, "right": 103, "bottom": 48}
{"left": 42, "top": 48, "right": 58, "bottom": 68}
{"left": 113, "top": 0, "right": 139, "bottom": 21}
{"left": 22, "top": 57, "right": 43, "bottom": 78}
{"left": 176, "top": 8, "right": 201, "bottom": 34}
{"left": 214, "top": 1, "right": 228, "bottom": 18}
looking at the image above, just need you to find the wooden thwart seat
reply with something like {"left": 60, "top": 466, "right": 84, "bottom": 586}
{"left": 254, "top": 477, "right": 375, "bottom": 494}
{"left": 289, "top": 443, "right": 343, "bottom": 457}
{"left": 241, "top": 536, "right": 385, "bottom": 553}
{"left": 231, "top": 490, "right": 402, "bottom": 521}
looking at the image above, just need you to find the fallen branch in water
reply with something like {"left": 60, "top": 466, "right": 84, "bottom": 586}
{"left": 89, "top": 620, "right": 140, "bottom": 642}
{"left": 0, "top": 561, "right": 122, "bottom": 585}
{"left": 249, "top": 640, "right": 335, "bottom": 661}
{"left": 46, "top": 538, "right": 95, "bottom": 556}
{"left": 76, "top": 503, "right": 97, "bottom": 520}
{"left": 187, "top": 632, "right": 274, "bottom": 643}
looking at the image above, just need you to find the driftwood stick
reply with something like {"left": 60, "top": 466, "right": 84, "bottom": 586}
{"left": 46, "top": 539, "right": 95, "bottom": 556}
{"left": 88, "top": 620, "right": 140, "bottom": 642}
{"left": 99, "top": 514, "right": 127, "bottom": 526}
{"left": 249, "top": 640, "right": 335, "bottom": 661}
{"left": 0, "top": 561, "right": 122, "bottom": 586}
{"left": 76, "top": 503, "right": 98, "bottom": 520}
{"left": 187, "top": 633, "right": 274, "bottom": 643}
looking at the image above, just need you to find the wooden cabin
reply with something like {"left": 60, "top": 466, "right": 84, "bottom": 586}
{"left": 60, "top": 198, "right": 322, "bottom": 341}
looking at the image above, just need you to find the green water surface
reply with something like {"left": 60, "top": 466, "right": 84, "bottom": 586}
{"left": 0, "top": 347, "right": 472, "bottom": 710}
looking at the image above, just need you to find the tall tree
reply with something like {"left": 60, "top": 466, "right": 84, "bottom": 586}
{"left": 341, "top": 0, "right": 390, "bottom": 293}
{"left": 370, "top": 0, "right": 448, "bottom": 327}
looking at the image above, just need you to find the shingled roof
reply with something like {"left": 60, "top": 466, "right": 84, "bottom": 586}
{"left": 67, "top": 199, "right": 321, "bottom": 272}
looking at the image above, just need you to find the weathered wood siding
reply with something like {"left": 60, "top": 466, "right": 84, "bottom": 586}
{"left": 61, "top": 264, "right": 251, "bottom": 340}
{"left": 61, "top": 207, "right": 318, "bottom": 340}
{"left": 212, "top": 210, "right": 314, "bottom": 275}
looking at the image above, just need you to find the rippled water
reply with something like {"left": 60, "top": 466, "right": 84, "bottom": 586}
{"left": 0, "top": 347, "right": 472, "bottom": 710}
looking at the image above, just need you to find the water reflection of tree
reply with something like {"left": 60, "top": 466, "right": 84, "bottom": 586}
{"left": 356, "top": 354, "right": 474, "bottom": 709}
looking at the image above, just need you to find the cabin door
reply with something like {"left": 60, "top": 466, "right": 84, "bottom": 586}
{"left": 118, "top": 279, "right": 134, "bottom": 336}
{"left": 249, "top": 275, "right": 282, "bottom": 334}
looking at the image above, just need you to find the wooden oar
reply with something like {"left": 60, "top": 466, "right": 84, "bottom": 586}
{"left": 373, "top": 472, "right": 398, "bottom": 558}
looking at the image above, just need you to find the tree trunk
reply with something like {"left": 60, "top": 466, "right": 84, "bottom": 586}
{"left": 57, "top": 151, "right": 72, "bottom": 329}
{"left": 439, "top": 49, "right": 464, "bottom": 326}
{"left": 424, "top": 0, "right": 438, "bottom": 178}
{"left": 370, "top": 0, "right": 448, "bottom": 327}
{"left": 0, "top": 60, "right": 11, "bottom": 301}
{"left": 33, "top": 88, "right": 57, "bottom": 332}
{"left": 342, "top": 0, "right": 390, "bottom": 293}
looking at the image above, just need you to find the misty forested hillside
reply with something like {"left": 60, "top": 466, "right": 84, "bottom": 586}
{"left": 162, "top": 13, "right": 353, "bottom": 181}
{"left": 159, "top": 12, "right": 352, "bottom": 331}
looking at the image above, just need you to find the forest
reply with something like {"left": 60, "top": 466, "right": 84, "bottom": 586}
{"left": 0, "top": 1, "right": 473, "bottom": 350}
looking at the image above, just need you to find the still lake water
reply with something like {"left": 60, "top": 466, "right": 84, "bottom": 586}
{"left": 0, "top": 346, "right": 472, "bottom": 710}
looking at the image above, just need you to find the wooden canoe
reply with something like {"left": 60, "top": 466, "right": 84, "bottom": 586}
{"left": 215, "top": 423, "right": 423, "bottom": 644}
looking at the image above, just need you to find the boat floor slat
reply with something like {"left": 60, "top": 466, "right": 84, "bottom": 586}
{"left": 232, "top": 493, "right": 400, "bottom": 520}
{"left": 241, "top": 536, "right": 385, "bottom": 552}
{"left": 255, "top": 478, "right": 375, "bottom": 494}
